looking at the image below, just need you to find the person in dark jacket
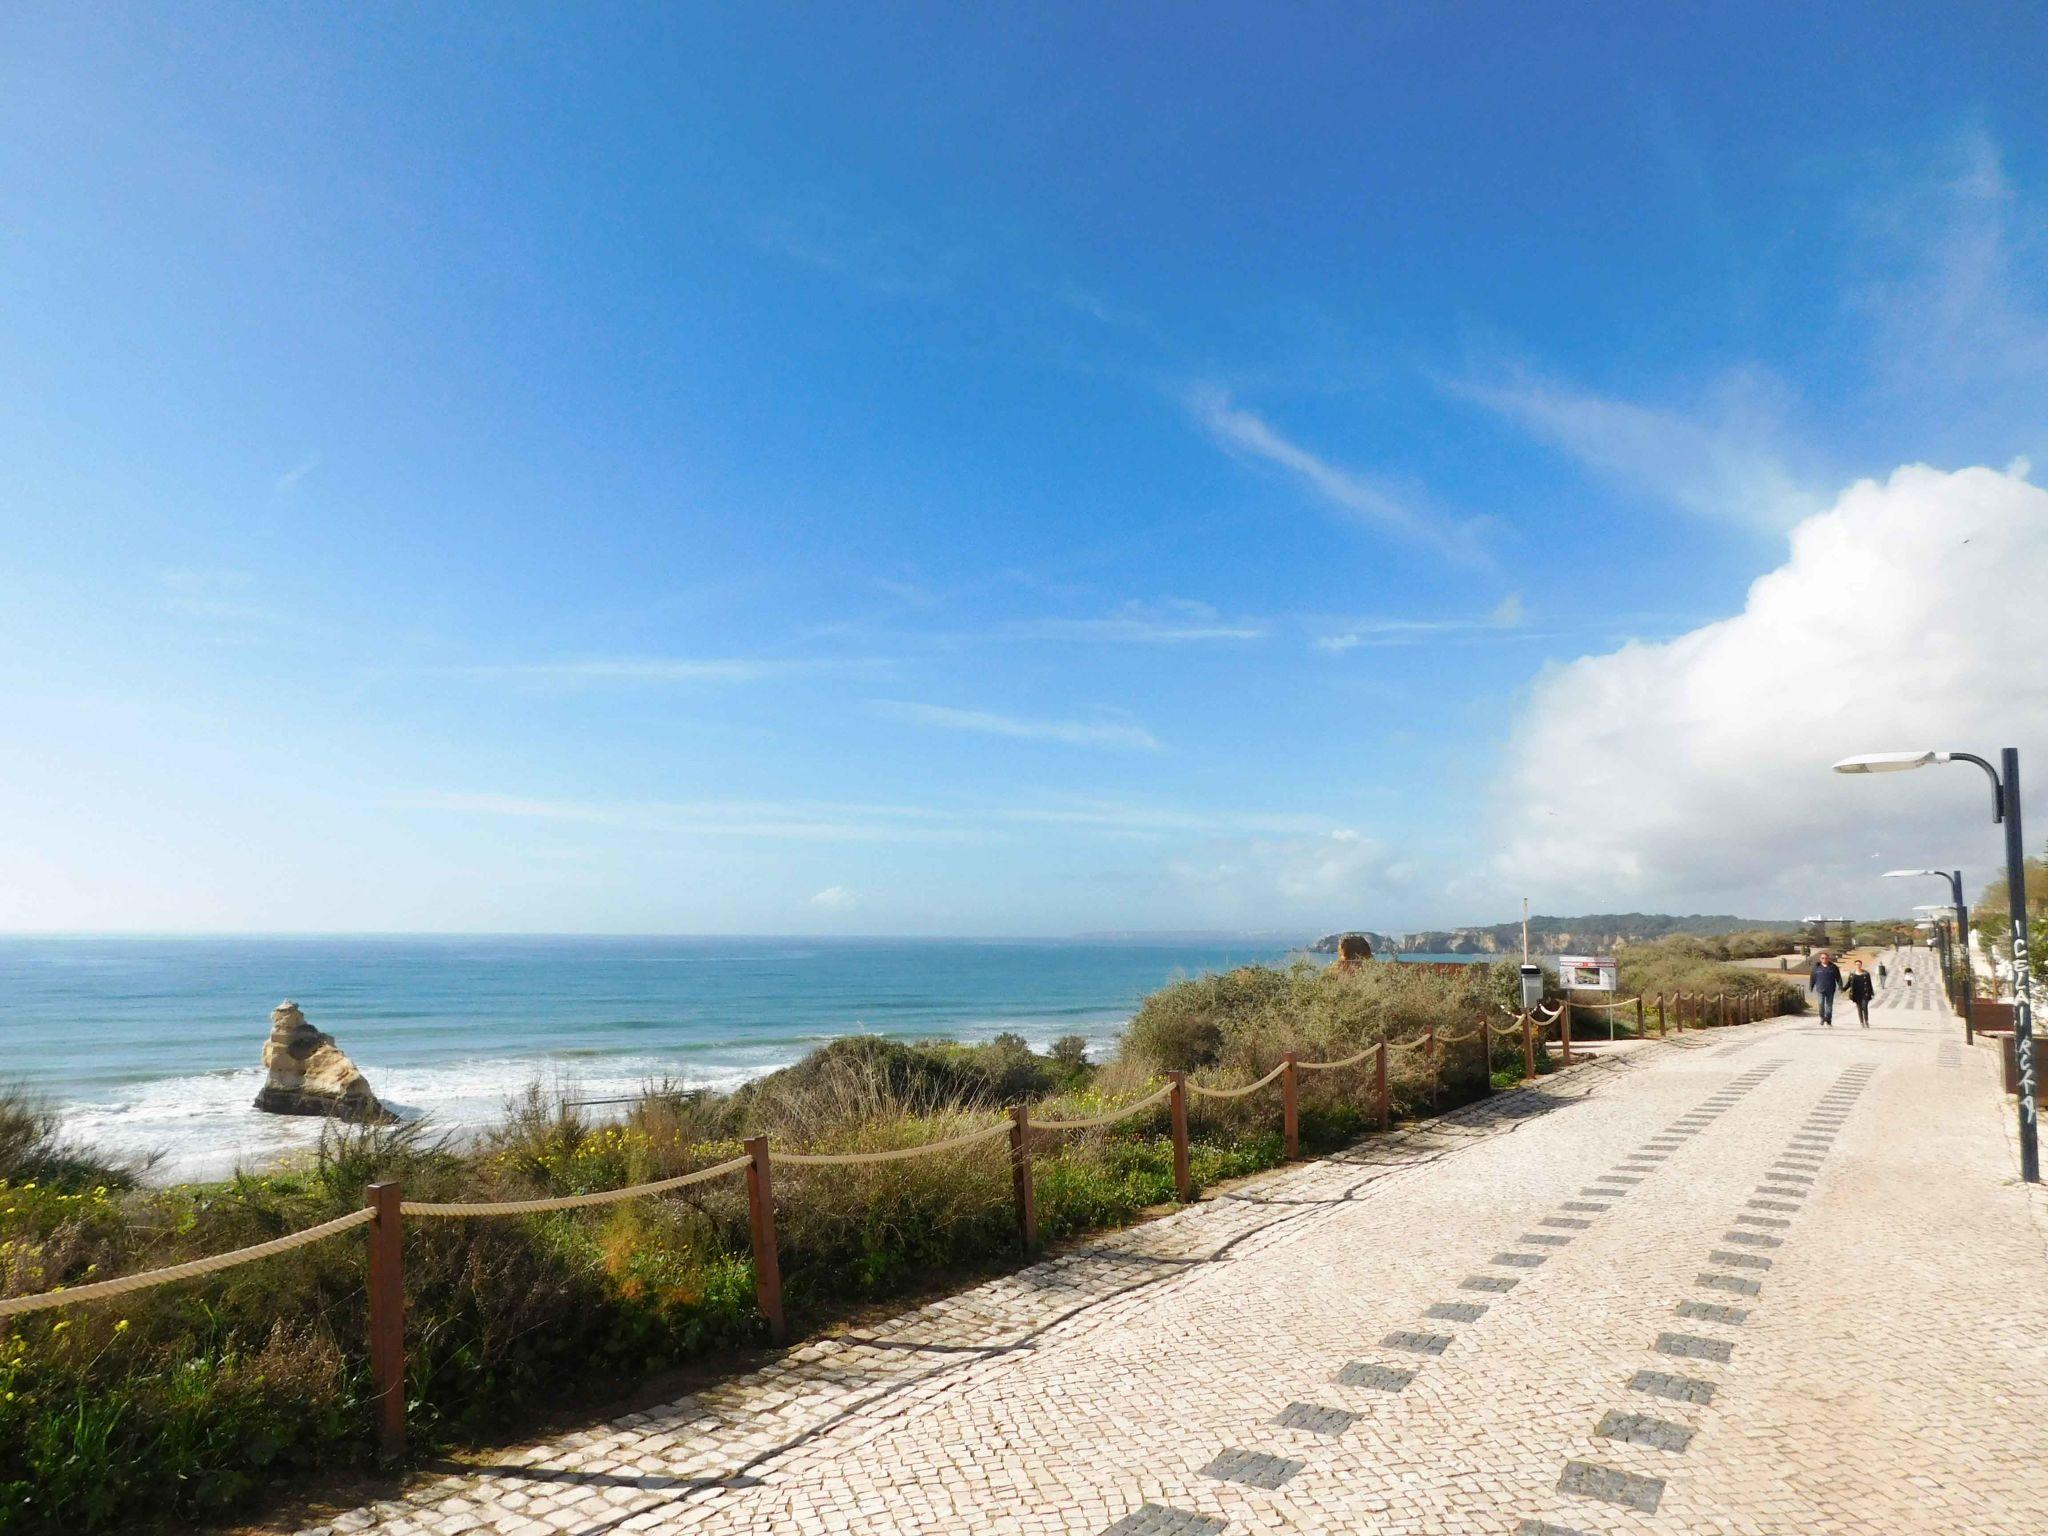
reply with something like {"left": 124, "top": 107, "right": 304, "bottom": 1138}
{"left": 1845, "top": 960, "right": 1876, "bottom": 1027}
{"left": 1809, "top": 951, "right": 1844, "bottom": 1026}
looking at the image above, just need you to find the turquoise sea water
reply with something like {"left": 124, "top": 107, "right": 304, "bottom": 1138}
{"left": 0, "top": 936, "right": 1483, "bottom": 1180}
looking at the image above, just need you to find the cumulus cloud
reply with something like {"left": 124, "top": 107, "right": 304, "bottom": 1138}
{"left": 809, "top": 886, "right": 858, "bottom": 909}
{"left": 1492, "top": 464, "right": 2048, "bottom": 915}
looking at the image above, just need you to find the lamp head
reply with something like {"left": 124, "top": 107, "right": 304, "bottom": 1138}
{"left": 1881, "top": 869, "right": 1944, "bottom": 879}
{"left": 1834, "top": 751, "right": 1950, "bottom": 774}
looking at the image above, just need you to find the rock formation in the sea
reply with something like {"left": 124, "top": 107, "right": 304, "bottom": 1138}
{"left": 253, "top": 1001, "right": 392, "bottom": 1121}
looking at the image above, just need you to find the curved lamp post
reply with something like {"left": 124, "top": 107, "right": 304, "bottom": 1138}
{"left": 1888, "top": 868, "right": 1973, "bottom": 1035}
{"left": 1835, "top": 749, "right": 2035, "bottom": 1182}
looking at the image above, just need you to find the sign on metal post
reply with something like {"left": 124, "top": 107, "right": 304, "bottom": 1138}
{"left": 1557, "top": 955, "right": 1617, "bottom": 991}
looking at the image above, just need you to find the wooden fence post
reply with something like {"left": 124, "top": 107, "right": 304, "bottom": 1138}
{"left": 366, "top": 1181, "right": 406, "bottom": 1464}
{"left": 1522, "top": 1013, "right": 1536, "bottom": 1079}
{"left": 1281, "top": 1053, "right": 1299, "bottom": 1160}
{"left": 1166, "top": 1072, "right": 1192, "bottom": 1202}
{"left": 1009, "top": 1105, "right": 1036, "bottom": 1253}
{"left": 1719, "top": 992, "right": 1728, "bottom": 1028}
{"left": 1560, "top": 998, "right": 1574, "bottom": 1065}
{"left": 1477, "top": 1019, "right": 1492, "bottom": 1095}
{"left": 1635, "top": 995, "right": 1644, "bottom": 1038}
{"left": 744, "top": 1135, "right": 786, "bottom": 1344}
{"left": 1427, "top": 1024, "right": 1439, "bottom": 1105}
{"left": 1376, "top": 1041, "right": 1391, "bottom": 1130}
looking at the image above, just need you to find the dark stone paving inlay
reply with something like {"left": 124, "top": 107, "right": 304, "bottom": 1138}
{"left": 1201, "top": 1447, "right": 1304, "bottom": 1490}
{"left": 1698, "top": 1272, "right": 1762, "bottom": 1296}
{"left": 1677, "top": 1299, "right": 1749, "bottom": 1324}
{"left": 1384, "top": 1330, "right": 1453, "bottom": 1355}
{"left": 1428, "top": 1301, "right": 1488, "bottom": 1322}
{"left": 1522, "top": 1233, "right": 1573, "bottom": 1246}
{"left": 1749, "top": 1198, "right": 1802, "bottom": 1211}
{"left": 1339, "top": 1361, "right": 1416, "bottom": 1390}
{"left": 1709, "top": 1250, "right": 1772, "bottom": 1269}
{"left": 1463, "top": 1274, "right": 1518, "bottom": 1292}
{"left": 1629, "top": 1369, "right": 1717, "bottom": 1404}
{"left": 1518, "top": 1523, "right": 1590, "bottom": 1536}
{"left": 1561, "top": 1201, "right": 1610, "bottom": 1212}
{"left": 1101, "top": 1505, "right": 1229, "bottom": 1536}
{"left": 1494, "top": 1252, "right": 1546, "bottom": 1267}
{"left": 1542, "top": 1217, "right": 1593, "bottom": 1229}
{"left": 1558, "top": 1459, "right": 1664, "bottom": 1513}
{"left": 1720, "top": 1230, "right": 1783, "bottom": 1248}
{"left": 1736, "top": 1214, "right": 1791, "bottom": 1228}
{"left": 1272, "top": 1401, "right": 1359, "bottom": 1435}
{"left": 1595, "top": 1409, "right": 1696, "bottom": 1453}
{"left": 1656, "top": 1331, "right": 1734, "bottom": 1362}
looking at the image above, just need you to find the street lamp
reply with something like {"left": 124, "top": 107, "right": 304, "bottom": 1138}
{"left": 1886, "top": 868, "right": 1974, "bottom": 1035}
{"left": 1913, "top": 905, "right": 1955, "bottom": 1008}
{"left": 1835, "top": 748, "right": 2036, "bottom": 1182}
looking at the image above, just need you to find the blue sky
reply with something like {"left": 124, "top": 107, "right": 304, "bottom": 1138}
{"left": 4, "top": 5, "right": 2047, "bottom": 934}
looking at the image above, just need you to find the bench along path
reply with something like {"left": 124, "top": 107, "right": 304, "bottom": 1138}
{"left": 310, "top": 964, "right": 2048, "bottom": 1536}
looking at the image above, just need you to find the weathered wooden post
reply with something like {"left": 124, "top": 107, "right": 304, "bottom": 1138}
{"left": 744, "top": 1136, "right": 786, "bottom": 1343}
{"left": 366, "top": 1181, "right": 406, "bottom": 1463}
{"left": 1168, "top": 1072, "right": 1192, "bottom": 1202}
{"left": 1376, "top": 1041, "right": 1391, "bottom": 1130}
{"left": 1281, "top": 1052, "right": 1299, "bottom": 1160}
{"left": 1560, "top": 998, "right": 1574, "bottom": 1065}
{"left": 1427, "top": 1024, "right": 1439, "bottom": 1105}
{"left": 1009, "top": 1105, "right": 1036, "bottom": 1253}
{"left": 1719, "top": 992, "right": 1729, "bottom": 1028}
{"left": 1477, "top": 1019, "right": 1492, "bottom": 1095}
{"left": 1635, "top": 995, "right": 1644, "bottom": 1038}
{"left": 1521, "top": 1013, "right": 1536, "bottom": 1079}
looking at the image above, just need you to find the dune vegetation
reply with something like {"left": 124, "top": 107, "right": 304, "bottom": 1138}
{"left": 0, "top": 948, "right": 1786, "bottom": 1535}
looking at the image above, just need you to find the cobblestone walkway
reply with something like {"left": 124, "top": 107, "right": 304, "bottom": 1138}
{"left": 310, "top": 953, "right": 2048, "bottom": 1536}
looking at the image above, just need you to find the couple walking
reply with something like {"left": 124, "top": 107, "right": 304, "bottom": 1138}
{"left": 1809, "top": 951, "right": 1875, "bottom": 1027}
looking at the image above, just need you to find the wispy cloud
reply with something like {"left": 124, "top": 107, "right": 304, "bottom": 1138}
{"left": 1444, "top": 364, "right": 1821, "bottom": 531}
{"left": 406, "top": 790, "right": 1335, "bottom": 843}
{"left": 1852, "top": 128, "right": 2048, "bottom": 396}
{"left": 809, "top": 885, "right": 858, "bottom": 909}
{"left": 433, "top": 656, "right": 881, "bottom": 687}
{"left": 999, "top": 598, "right": 1265, "bottom": 644}
{"left": 1185, "top": 385, "right": 1492, "bottom": 567}
{"left": 1311, "top": 593, "right": 1527, "bottom": 653}
{"left": 872, "top": 700, "right": 1162, "bottom": 751}
{"left": 273, "top": 452, "right": 321, "bottom": 497}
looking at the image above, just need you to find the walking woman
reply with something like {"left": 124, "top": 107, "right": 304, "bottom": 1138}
{"left": 1846, "top": 960, "right": 1876, "bottom": 1027}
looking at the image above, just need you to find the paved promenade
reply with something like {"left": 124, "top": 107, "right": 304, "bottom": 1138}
{"left": 307, "top": 958, "right": 2048, "bottom": 1536}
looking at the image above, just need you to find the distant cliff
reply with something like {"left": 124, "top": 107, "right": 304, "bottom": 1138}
{"left": 1310, "top": 914, "right": 1797, "bottom": 957}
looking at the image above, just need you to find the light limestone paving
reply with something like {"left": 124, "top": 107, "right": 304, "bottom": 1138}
{"left": 296, "top": 950, "right": 2048, "bottom": 1536}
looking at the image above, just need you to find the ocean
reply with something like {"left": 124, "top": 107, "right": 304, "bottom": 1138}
{"left": 0, "top": 936, "right": 1485, "bottom": 1182}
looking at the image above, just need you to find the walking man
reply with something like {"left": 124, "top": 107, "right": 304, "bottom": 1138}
{"left": 1878, "top": 958, "right": 1889, "bottom": 988}
{"left": 1810, "top": 950, "right": 1844, "bottom": 1027}
{"left": 1846, "top": 960, "right": 1875, "bottom": 1027}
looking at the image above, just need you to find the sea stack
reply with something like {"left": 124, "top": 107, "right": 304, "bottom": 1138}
{"left": 253, "top": 1001, "right": 391, "bottom": 1122}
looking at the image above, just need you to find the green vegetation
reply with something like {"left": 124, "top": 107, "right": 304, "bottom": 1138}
{"left": 1972, "top": 848, "right": 2048, "bottom": 989}
{"left": 0, "top": 950, "right": 1761, "bottom": 1534}
{"left": 1613, "top": 937, "right": 1807, "bottom": 1017}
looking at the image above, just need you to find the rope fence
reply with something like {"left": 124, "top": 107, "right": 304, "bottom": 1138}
{"left": 2, "top": 978, "right": 1784, "bottom": 1459}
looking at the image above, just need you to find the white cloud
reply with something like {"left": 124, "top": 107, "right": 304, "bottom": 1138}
{"left": 1492, "top": 463, "right": 2048, "bottom": 915}
{"left": 809, "top": 885, "right": 858, "bottom": 909}
{"left": 1448, "top": 365, "right": 1822, "bottom": 531}
{"left": 1185, "top": 385, "right": 1492, "bottom": 567}
{"left": 872, "top": 699, "right": 1162, "bottom": 751}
